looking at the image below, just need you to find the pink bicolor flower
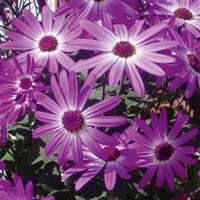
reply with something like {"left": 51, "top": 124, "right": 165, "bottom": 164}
{"left": 0, "top": 5, "right": 79, "bottom": 73}
{"left": 69, "top": 20, "right": 178, "bottom": 96}
{"left": 33, "top": 70, "right": 127, "bottom": 165}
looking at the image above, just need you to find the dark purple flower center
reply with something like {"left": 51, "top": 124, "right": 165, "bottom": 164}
{"left": 39, "top": 35, "right": 58, "bottom": 52}
{"left": 174, "top": 8, "right": 193, "bottom": 20}
{"left": 20, "top": 78, "right": 32, "bottom": 90}
{"left": 104, "top": 147, "right": 121, "bottom": 161}
{"left": 187, "top": 54, "right": 200, "bottom": 72}
{"left": 113, "top": 41, "right": 136, "bottom": 58}
{"left": 62, "top": 110, "right": 84, "bottom": 133}
{"left": 155, "top": 142, "right": 174, "bottom": 161}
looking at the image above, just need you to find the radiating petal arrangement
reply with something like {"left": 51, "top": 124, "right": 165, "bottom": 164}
{"left": 0, "top": 0, "right": 200, "bottom": 199}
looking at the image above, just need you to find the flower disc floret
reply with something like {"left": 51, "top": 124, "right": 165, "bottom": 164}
{"left": 20, "top": 77, "right": 32, "bottom": 90}
{"left": 174, "top": 8, "right": 193, "bottom": 20}
{"left": 104, "top": 147, "right": 121, "bottom": 161}
{"left": 113, "top": 41, "right": 136, "bottom": 58}
{"left": 154, "top": 142, "right": 174, "bottom": 161}
{"left": 187, "top": 54, "right": 200, "bottom": 73}
{"left": 39, "top": 35, "right": 58, "bottom": 52}
{"left": 62, "top": 110, "right": 84, "bottom": 133}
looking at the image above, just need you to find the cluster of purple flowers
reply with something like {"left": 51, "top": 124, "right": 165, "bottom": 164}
{"left": 0, "top": 0, "right": 200, "bottom": 199}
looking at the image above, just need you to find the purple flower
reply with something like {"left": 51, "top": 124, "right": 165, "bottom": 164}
{"left": 62, "top": 132, "right": 138, "bottom": 191}
{"left": 155, "top": 0, "right": 200, "bottom": 36}
{"left": 33, "top": 70, "right": 127, "bottom": 165}
{"left": 69, "top": 20, "right": 178, "bottom": 96}
{"left": 0, "top": 174, "right": 54, "bottom": 200}
{"left": 129, "top": 109, "right": 198, "bottom": 191}
{"left": 0, "top": 55, "right": 47, "bottom": 125}
{"left": 169, "top": 31, "right": 200, "bottom": 98}
{"left": 54, "top": 0, "right": 136, "bottom": 26}
{"left": 0, "top": 5, "right": 79, "bottom": 73}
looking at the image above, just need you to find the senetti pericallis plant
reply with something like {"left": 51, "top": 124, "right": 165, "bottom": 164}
{"left": 0, "top": 0, "right": 200, "bottom": 199}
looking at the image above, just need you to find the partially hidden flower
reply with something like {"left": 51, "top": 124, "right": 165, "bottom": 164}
{"left": 54, "top": 0, "right": 137, "bottom": 26}
{"left": 0, "top": 55, "right": 47, "bottom": 126}
{"left": 62, "top": 131, "right": 138, "bottom": 191}
{"left": 169, "top": 30, "right": 200, "bottom": 98}
{"left": 0, "top": 174, "right": 54, "bottom": 200}
{"left": 154, "top": 0, "right": 200, "bottom": 36}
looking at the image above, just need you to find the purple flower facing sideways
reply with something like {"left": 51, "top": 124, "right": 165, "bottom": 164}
{"left": 69, "top": 20, "right": 178, "bottom": 96}
{"left": 0, "top": 55, "right": 47, "bottom": 126}
{"left": 129, "top": 109, "right": 198, "bottom": 191}
{"left": 33, "top": 70, "right": 126, "bottom": 165}
{"left": 0, "top": 174, "right": 54, "bottom": 200}
{"left": 0, "top": 5, "right": 80, "bottom": 73}
{"left": 155, "top": 0, "right": 200, "bottom": 36}
{"left": 169, "top": 31, "right": 200, "bottom": 98}
{"left": 62, "top": 132, "right": 138, "bottom": 191}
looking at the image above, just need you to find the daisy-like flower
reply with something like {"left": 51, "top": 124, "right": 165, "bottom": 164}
{"left": 155, "top": 0, "right": 200, "bottom": 36}
{"left": 0, "top": 174, "right": 54, "bottom": 200}
{"left": 169, "top": 31, "right": 200, "bottom": 98}
{"left": 55, "top": 0, "right": 136, "bottom": 26}
{"left": 0, "top": 5, "right": 79, "bottom": 73}
{"left": 62, "top": 132, "right": 138, "bottom": 191}
{"left": 0, "top": 55, "right": 47, "bottom": 125}
{"left": 129, "top": 109, "right": 198, "bottom": 191}
{"left": 33, "top": 70, "right": 127, "bottom": 165}
{"left": 69, "top": 20, "right": 178, "bottom": 97}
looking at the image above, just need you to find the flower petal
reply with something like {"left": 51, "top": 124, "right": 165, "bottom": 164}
{"left": 108, "top": 58, "right": 125, "bottom": 86}
{"left": 68, "top": 39, "right": 112, "bottom": 51}
{"left": 44, "top": 131, "right": 64, "bottom": 156}
{"left": 75, "top": 167, "right": 102, "bottom": 191}
{"left": 80, "top": 20, "right": 118, "bottom": 43}
{"left": 42, "top": 5, "right": 53, "bottom": 34}
{"left": 174, "top": 128, "right": 198, "bottom": 146}
{"left": 168, "top": 114, "right": 189, "bottom": 140}
{"left": 104, "top": 169, "right": 116, "bottom": 191}
{"left": 87, "top": 116, "right": 127, "bottom": 127}
{"left": 33, "top": 91, "right": 62, "bottom": 114}
{"left": 126, "top": 59, "right": 145, "bottom": 97}
{"left": 32, "top": 123, "right": 60, "bottom": 138}
{"left": 87, "top": 126, "right": 119, "bottom": 146}
{"left": 83, "top": 96, "right": 121, "bottom": 118}
{"left": 138, "top": 166, "right": 157, "bottom": 189}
